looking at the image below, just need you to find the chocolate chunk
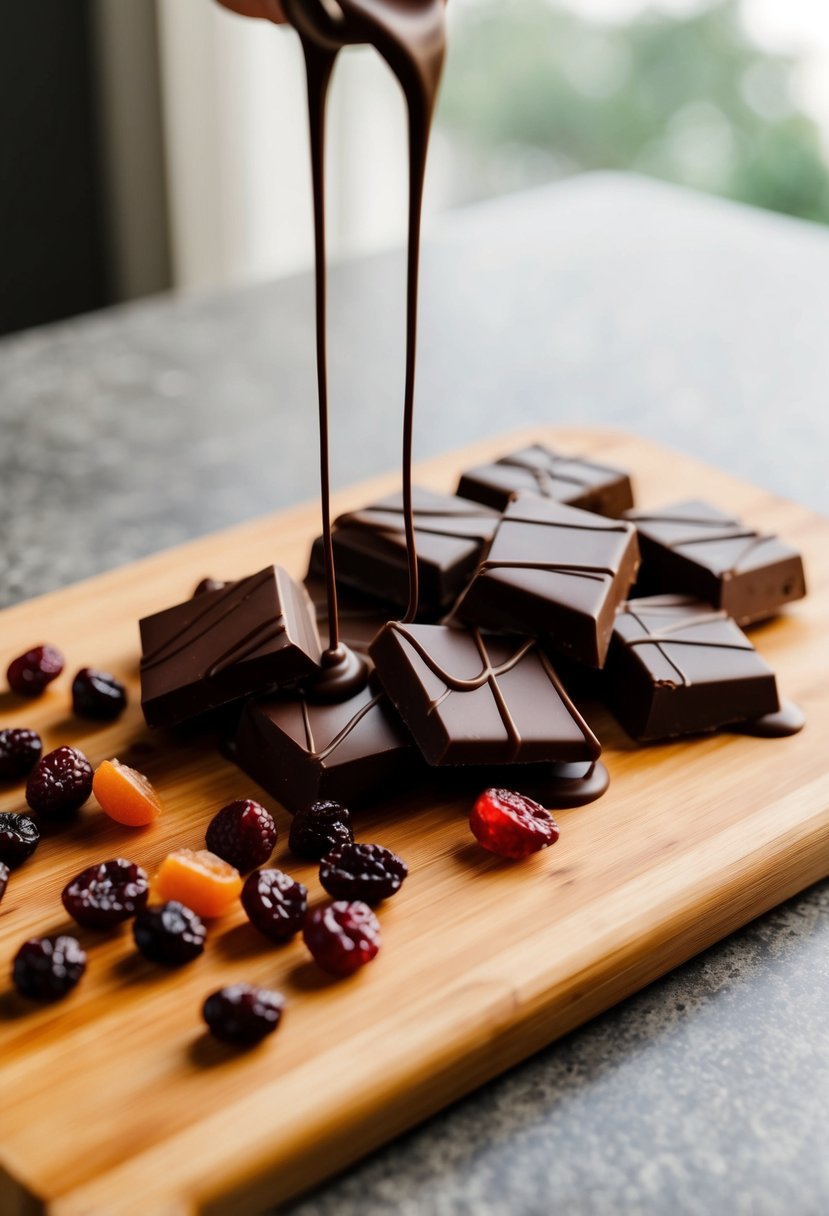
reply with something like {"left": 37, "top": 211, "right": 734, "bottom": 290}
{"left": 456, "top": 498, "right": 640, "bottom": 668}
{"left": 234, "top": 683, "right": 418, "bottom": 813}
{"left": 626, "top": 500, "right": 806, "bottom": 624}
{"left": 304, "top": 574, "right": 395, "bottom": 655}
{"left": 605, "top": 595, "right": 780, "bottom": 742}
{"left": 456, "top": 443, "right": 634, "bottom": 516}
{"left": 140, "top": 566, "right": 321, "bottom": 728}
{"left": 369, "top": 621, "right": 601, "bottom": 766}
{"left": 307, "top": 487, "right": 499, "bottom": 612}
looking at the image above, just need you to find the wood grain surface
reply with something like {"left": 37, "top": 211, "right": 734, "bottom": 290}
{"left": 1, "top": 428, "right": 827, "bottom": 1216}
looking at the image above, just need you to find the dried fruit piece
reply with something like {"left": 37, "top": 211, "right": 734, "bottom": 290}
{"left": 62, "top": 858, "right": 150, "bottom": 929}
{"left": 206, "top": 799, "right": 277, "bottom": 873}
{"left": 0, "top": 728, "right": 42, "bottom": 780}
{"left": 241, "top": 869, "right": 307, "bottom": 943}
{"left": 12, "top": 935, "right": 87, "bottom": 1001}
{"left": 319, "top": 843, "right": 408, "bottom": 904}
{"left": 0, "top": 862, "right": 9, "bottom": 904}
{"left": 202, "top": 983, "right": 285, "bottom": 1045}
{"left": 7, "top": 645, "right": 64, "bottom": 697}
{"left": 26, "top": 746, "right": 93, "bottom": 818}
{"left": 133, "top": 901, "right": 207, "bottom": 965}
{"left": 469, "top": 787, "right": 560, "bottom": 860}
{"left": 303, "top": 900, "right": 381, "bottom": 977}
{"left": 71, "top": 668, "right": 128, "bottom": 721}
{"left": 289, "top": 799, "right": 353, "bottom": 861}
{"left": 92, "top": 759, "right": 162, "bottom": 827}
{"left": 0, "top": 812, "right": 40, "bottom": 869}
{"left": 155, "top": 849, "right": 242, "bottom": 918}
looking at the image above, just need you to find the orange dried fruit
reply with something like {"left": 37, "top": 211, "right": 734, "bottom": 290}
{"left": 155, "top": 849, "right": 242, "bottom": 918}
{"left": 93, "top": 759, "right": 162, "bottom": 827}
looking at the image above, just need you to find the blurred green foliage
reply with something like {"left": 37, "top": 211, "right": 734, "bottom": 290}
{"left": 436, "top": 0, "right": 829, "bottom": 223}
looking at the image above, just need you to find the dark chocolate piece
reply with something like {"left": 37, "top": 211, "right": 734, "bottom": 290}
{"left": 307, "top": 487, "right": 499, "bottom": 612}
{"left": 626, "top": 500, "right": 806, "bottom": 624}
{"left": 605, "top": 595, "right": 780, "bottom": 742}
{"left": 140, "top": 566, "right": 321, "bottom": 728}
{"left": 234, "top": 683, "right": 418, "bottom": 813}
{"left": 369, "top": 622, "right": 601, "bottom": 766}
{"left": 457, "top": 443, "right": 634, "bottom": 516}
{"left": 304, "top": 574, "right": 394, "bottom": 656}
{"left": 456, "top": 498, "right": 640, "bottom": 668}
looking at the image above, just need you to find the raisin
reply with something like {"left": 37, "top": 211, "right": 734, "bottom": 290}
{"left": 319, "top": 842, "right": 408, "bottom": 904}
{"left": 6, "top": 645, "right": 64, "bottom": 697}
{"left": 241, "top": 868, "right": 308, "bottom": 943}
{"left": 469, "top": 787, "right": 559, "bottom": 860}
{"left": 62, "top": 858, "right": 150, "bottom": 929}
{"left": 303, "top": 900, "right": 381, "bottom": 976}
{"left": 133, "top": 901, "right": 207, "bottom": 965}
{"left": 12, "top": 935, "right": 87, "bottom": 1001}
{"left": 206, "top": 799, "right": 277, "bottom": 872}
{"left": 202, "top": 984, "right": 284, "bottom": 1045}
{"left": 71, "top": 668, "right": 128, "bottom": 721}
{"left": 289, "top": 799, "right": 353, "bottom": 860}
{"left": 0, "top": 728, "right": 42, "bottom": 779}
{"left": 0, "top": 812, "right": 40, "bottom": 868}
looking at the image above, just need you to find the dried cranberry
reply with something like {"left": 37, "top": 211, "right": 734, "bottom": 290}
{"left": 241, "top": 868, "right": 307, "bottom": 943}
{"left": 62, "top": 858, "right": 149, "bottom": 929}
{"left": 470, "top": 787, "right": 560, "bottom": 860}
{"left": 303, "top": 900, "right": 381, "bottom": 976}
{"left": 0, "top": 728, "right": 42, "bottom": 779}
{"left": 289, "top": 799, "right": 353, "bottom": 860}
{"left": 71, "top": 668, "right": 128, "bottom": 721}
{"left": 193, "top": 578, "right": 229, "bottom": 597}
{"left": 133, "top": 901, "right": 207, "bottom": 965}
{"left": 206, "top": 799, "right": 277, "bottom": 873}
{"left": 0, "top": 862, "right": 8, "bottom": 903}
{"left": 6, "top": 645, "right": 64, "bottom": 697}
{"left": 319, "top": 842, "right": 408, "bottom": 904}
{"left": 12, "top": 935, "right": 87, "bottom": 1001}
{"left": 26, "top": 746, "right": 93, "bottom": 818}
{"left": 0, "top": 812, "right": 40, "bottom": 868}
{"left": 202, "top": 983, "right": 285, "bottom": 1045}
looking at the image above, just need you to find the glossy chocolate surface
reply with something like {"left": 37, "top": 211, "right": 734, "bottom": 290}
{"left": 605, "top": 594, "right": 780, "bottom": 743}
{"left": 626, "top": 499, "right": 806, "bottom": 624}
{"left": 139, "top": 566, "right": 321, "bottom": 728}
{"left": 456, "top": 443, "right": 634, "bottom": 516}
{"left": 304, "top": 574, "right": 395, "bottom": 656}
{"left": 370, "top": 621, "right": 602, "bottom": 766}
{"left": 456, "top": 498, "right": 640, "bottom": 668}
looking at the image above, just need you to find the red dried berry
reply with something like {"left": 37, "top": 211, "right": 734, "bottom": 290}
{"left": 0, "top": 728, "right": 42, "bottom": 779}
{"left": 0, "top": 812, "right": 41, "bottom": 869}
{"left": 0, "top": 862, "right": 9, "bottom": 904}
{"left": 7, "top": 645, "right": 64, "bottom": 697}
{"left": 62, "top": 858, "right": 150, "bottom": 929}
{"left": 303, "top": 900, "right": 381, "bottom": 976}
{"left": 26, "top": 746, "right": 93, "bottom": 817}
{"left": 133, "top": 901, "right": 207, "bottom": 966}
{"left": 241, "top": 868, "right": 308, "bottom": 943}
{"left": 12, "top": 935, "right": 87, "bottom": 1001}
{"left": 71, "top": 668, "right": 128, "bottom": 721}
{"left": 193, "top": 578, "right": 229, "bottom": 597}
{"left": 470, "top": 787, "right": 560, "bottom": 860}
{"left": 289, "top": 799, "right": 353, "bottom": 861}
{"left": 205, "top": 799, "right": 277, "bottom": 873}
{"left": 202, "top": 983, "right": 285, "bottom": 1045}
{"left": 319, "top": 842, "right": 408, "bottom": 904}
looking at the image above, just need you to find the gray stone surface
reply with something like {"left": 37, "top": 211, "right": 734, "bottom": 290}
{"left": 1, "top": 174, "right": 827, "bottom": 1214}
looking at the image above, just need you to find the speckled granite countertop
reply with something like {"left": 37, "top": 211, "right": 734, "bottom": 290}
{"left": 1, "top": 174, "right": 827, "bottom": 1214}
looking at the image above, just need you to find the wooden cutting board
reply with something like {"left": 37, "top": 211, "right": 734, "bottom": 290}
{"left": 1, "top": 428, "right": 827, "bottom": 1216}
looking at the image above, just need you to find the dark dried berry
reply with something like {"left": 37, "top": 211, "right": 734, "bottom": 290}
{"left": 193, "top": 578, "right": 229, "bottom": 597}
{"left": 71, "top": 668, "right": 128, "bottom": 721}
{"left": 0, "top": 812, "right": 40, "bottom": 868}
{"left": 26, "top": 745, "right": 93, "bottom": 817}
{"left": 12, "top": 935, "right": 87, "bottom": 1001}
{"left": 206, "top": 799, "right": 277, "bottom": 873}
{"left": 0, "top": 728, "right": 42, "bottom": 779}
{"left": 62, "top": 858, "right": 149, "bottom": 929}
{"left": 133, "top": 901, "right": 207, "bottom": 965}
{"left": 319, "top": 842, "right": 408, "bottom": 904}
{"left": 303, "top": 900, "right": 381, "bottom": 976}
{"left": 470, "top": 787, "right": 559, "bottom": 860}
{"left": 0, "top": 862, "right": 8, "bottom": 903}
{"left": 6, "top": 645, "right": 64, "bottom": 697}
{"left": 241, "top": 868, "right": 307, "bottom": 943}
{"left": 289, "top": 799, "right": 353, "bottom": 861}
{"left": 202, "top": 983, "right": 284, "bottom": 1045}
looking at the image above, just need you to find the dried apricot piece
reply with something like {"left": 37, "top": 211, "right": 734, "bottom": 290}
{"left": 93, "top": 759, "right": 162, "bottom": 827}
{"left": 156, "top": 849, "right": 242, "bottom": 918}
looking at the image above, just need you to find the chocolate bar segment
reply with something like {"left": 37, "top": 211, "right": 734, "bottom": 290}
{"left": 626, "top": 500, "right": 806, "bottom": 624}
{"left": 605, "top": 595, "right": 779, "bottom": 742}
{"left": 369, "top": 622, "right": 601, "bottom": 766}
{"left": 307, "top": 487, "right": 499, "bottom": 612}
{"left": 457, "top": 443, "right": 634, "bottom": 516}
{"left": 456, "top": 498, "right": 640, "bottom": 668}
{"left": 140, "top": 566, "right": 321, "bottom": 728}
{"left": 234, "top": 683, "right": 418, "bottom": 813}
